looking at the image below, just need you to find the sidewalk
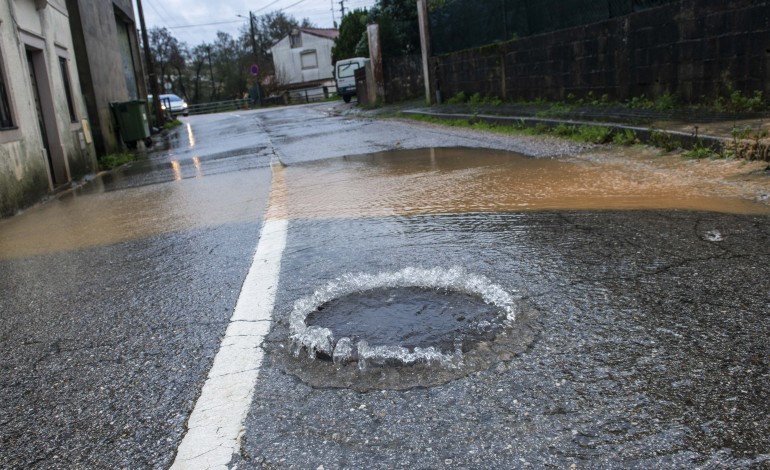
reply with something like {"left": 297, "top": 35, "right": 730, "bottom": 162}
{"left": 352, "top": 100, "right": 770, "bottom": 161}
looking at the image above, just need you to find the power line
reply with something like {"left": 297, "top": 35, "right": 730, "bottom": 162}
{"left": 165, "top": 20, "right": 244, "bottom": 30}
{"left": 280, "top": 0, "right": 311, "bottom": 12}
{"left": 143, "top": 0, "right": 170, "bottom": 27}
{"left": 254, "top": 0, "right": 286, "bottom": 14}
{"left": 146, "top": 0, "right": 174, "bottom": 24}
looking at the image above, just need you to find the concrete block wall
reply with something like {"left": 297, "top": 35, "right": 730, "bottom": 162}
{"left": 435, "top": 0, "right": 770, "bottom": 103}
{"left": 383, "top": 55, "right": 424, "bottom": 103}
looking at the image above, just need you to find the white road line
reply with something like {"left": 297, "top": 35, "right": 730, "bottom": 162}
{"left": 172, "top": 160, "right": 288, "bottom": 469}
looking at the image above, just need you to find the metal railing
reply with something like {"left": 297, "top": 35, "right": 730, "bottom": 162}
{"left": 186, "top": 99, "right": 251, "bottom": 116}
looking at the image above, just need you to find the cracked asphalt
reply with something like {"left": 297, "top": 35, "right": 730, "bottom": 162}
{"left": 1, "top": 103, "right": 769, "bottom": 468}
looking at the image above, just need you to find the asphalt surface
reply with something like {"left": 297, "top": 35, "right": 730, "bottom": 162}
{"left": 1, "top": 103, "right": 769, "bottom": 468}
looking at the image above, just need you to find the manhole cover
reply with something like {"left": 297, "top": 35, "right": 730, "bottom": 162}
{"left": 281, "top": 267, "right": 538, "bottom": 391}
{"left": 306, "top": 286, "right": 502, "bottom": 364}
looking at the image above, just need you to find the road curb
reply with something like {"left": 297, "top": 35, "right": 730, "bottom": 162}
{"left": 402, "top": 110, "right": 728, "bottom": 154}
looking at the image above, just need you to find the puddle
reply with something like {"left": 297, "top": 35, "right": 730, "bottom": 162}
{"left": 281, "top": 147, "right": 770, "bottom": 218}
{"left": 282, "top": 267, "right": 538, "bottom": 391}
{"left": 0, "top": 170, "right": 268, "bottom": 260}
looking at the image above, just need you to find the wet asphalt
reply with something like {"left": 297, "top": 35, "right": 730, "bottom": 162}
{"left": 1, "top": 103, "right": 769, "bottom": 468}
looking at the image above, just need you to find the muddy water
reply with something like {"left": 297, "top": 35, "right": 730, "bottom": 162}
{"left": 0, "top": 169, "right": 267, "bottom": 260}
{"left": 3, "top": 146, "right": 767, "bottom": 261}
{"left": 283, "top": 147, "right": 770, "bottom": 218}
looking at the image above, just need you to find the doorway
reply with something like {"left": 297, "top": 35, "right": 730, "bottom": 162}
{"left": 26, "top": 48, "right": 69, "bottom": 188}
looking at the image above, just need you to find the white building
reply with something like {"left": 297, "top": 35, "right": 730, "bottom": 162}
{"left": 1, "top": 0, "right": 96, "bottom": 216}
{"left": 270, "top": 28, "right": 339, "bottom": 101}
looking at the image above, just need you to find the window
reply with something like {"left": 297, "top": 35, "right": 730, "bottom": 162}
{"left": 300, "top": 50, "right": 318, "bottom": 70}
{"left": 289, "top": 30, "right": 302, "bottom": 48}
{"left": 59, "top": 57, "right": 77, "bottom": 123}
{"left": 0, "top": 51, "right": 14, "bottom": 130}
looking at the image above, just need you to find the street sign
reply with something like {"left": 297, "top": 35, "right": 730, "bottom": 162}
{"left": 250, "top": 64, "right": 259, "bottom": 76}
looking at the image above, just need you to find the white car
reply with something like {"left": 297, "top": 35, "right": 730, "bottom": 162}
{"left": 149, "top": 94, "right": 189, "bottom": 117}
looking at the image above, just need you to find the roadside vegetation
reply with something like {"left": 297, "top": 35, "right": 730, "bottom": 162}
{"left": 163, "top": 119, "right": 183, "bottom": 131}
{"left": 419, "top": 88, "right": 770, "bottom": 160}
{"left": 399, "top": 113, "right": 750, "bottom": 160}
{"left": 441, "top": 89, "right": 769, "bottom": 116}
{"left": 98, "top": 152, "right": 136, "bottom": 171}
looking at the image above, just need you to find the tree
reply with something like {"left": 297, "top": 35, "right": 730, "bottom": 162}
{"left": 149, "top": 27, "right": 184, "bottom": 93}
{"left": 188, "top": 44, "right": 209, "bottom": 103}
{"left": 370, "top": 0, "right": 420, "bottom": 57}
{"left": 332, "top": 9, "right": 369, "bottom": 63}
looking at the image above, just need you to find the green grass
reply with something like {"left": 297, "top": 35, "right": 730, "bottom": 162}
{"left": 683, "top": 146, "right": 720, "bottom": 159}
{"left": 403, "top": 114, "right": 614, "bottom": 145}
{"left": 98, "top": 152, "right": 135, "bottom": 171}
{"left": 163, "top": 119, "right": 183, "bottom": 130}
{"left": 400, "top": 113, "right": 730, "bottom": 160}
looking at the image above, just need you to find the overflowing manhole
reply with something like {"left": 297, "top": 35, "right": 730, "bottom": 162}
{"left": 281, "top": 267, "right": 539, "bottom": 391}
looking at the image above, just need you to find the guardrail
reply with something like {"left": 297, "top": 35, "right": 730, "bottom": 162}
{"left": 185, "top": 88, "right": 340, "bottom": 116}
{"left": 186, "top": 99, "right": 251, "bottom": 116}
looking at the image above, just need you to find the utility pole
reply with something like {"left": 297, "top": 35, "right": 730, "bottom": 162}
{"left": 248, "top": 11, "right": 262, "bottom": 106}
{"left": 339, "top": 0, "right": 346, "bottom": 18}
{"left": 331, "top": 0, "right": 337, "bottom": 28}
{"left": 136, "top": 0, "right": 163, "bottom": 127}
{"left": 248, "top": 11, "right": 259, "bottom": 63}
{"left": 416, "top": 0, "right": 435, "bottom": 104}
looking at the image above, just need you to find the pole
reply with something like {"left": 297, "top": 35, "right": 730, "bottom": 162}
{"left": 416, "top": 0, "right": 435, "bottom": 104}
{"left": 248, "top": 11, "right": 262, "bottom": 106}
{"left": 339, "top": 0, "right": 346, "bottom": 18}
{"left": 136, "top": 0, "right": 163, "bottom": 127}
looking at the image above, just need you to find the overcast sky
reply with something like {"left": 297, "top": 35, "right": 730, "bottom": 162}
{"left": 135, "top": 0, "right": 378, "bottom": 46}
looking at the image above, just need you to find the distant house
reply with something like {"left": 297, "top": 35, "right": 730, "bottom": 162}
{"left": 65, "top": 0, "right": 148, "bottom": 156}
{"left": 270, "top": 28, "right": 339, "bottom": 100}
{"left": 0, "top": 0, "right": 97, "bottom": 217}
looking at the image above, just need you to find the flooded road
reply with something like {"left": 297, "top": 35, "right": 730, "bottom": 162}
{"left": 1, "top": 104, "right": 769, "bottom": 468}
{"left": 282, "top": 147, "right": 770, "bottom": 218}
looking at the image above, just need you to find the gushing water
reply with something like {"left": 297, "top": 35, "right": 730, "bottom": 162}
{"left": 289, "top": 266, "right": 518, "bottom": 369}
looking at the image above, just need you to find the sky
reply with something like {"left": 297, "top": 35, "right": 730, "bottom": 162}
{"left": 135, "top": 0, "right": 378, "bottom": 46}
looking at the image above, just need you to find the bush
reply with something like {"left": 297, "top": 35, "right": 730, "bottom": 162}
{"left": 649, "top": 130, "right": 681, "bottom": 152}
{"left": 468, "top": 92, "right": 503, "bottom": 107}
{"left": 715, "top": 90, "right": 766, "bottom": 113}
{"left": 446, "top": 91, "right": 467, "bottom": 105}
{"left": 654, "top": 92, "right": 677, "bottom": 111}
{"left": 163, "top": 119, "right": 183, "bottom": 130}
{"left": 576, "top": 126, "right": 612, "bottom": 144}
{"left": 612, "top": 129, "right": 638, "bottom": 146}
{"left": 551, "top": 123, "right": 576, "bottom": 137}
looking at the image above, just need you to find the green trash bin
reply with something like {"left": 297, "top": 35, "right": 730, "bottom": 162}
{"left": 110, "top": 100, "right": 152, "bottom": 148}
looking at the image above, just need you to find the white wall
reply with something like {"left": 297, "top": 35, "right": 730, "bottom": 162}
{"left": 0, "top": 0, "right": 96, "bottom": 216}
{"left": 271, "top": 31, "right": 335, "bottom": 86}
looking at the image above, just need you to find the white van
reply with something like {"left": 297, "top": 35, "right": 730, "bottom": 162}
{"left": 335, "top": 57, "right": 369, "bottom": 103}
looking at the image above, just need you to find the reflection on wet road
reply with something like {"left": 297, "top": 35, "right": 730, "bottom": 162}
{"left": 0, "top": 113, "right": 271, "bottom": 260}
{"left": 2, "top": 104, "right": 769, "bottom": 468}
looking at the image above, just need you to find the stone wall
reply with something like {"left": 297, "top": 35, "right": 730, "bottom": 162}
{"left": 435, "top": 0, "right": 770, "bottom": 103}
{"left": 383, "top": 55, "right": 424, "bottom": 103}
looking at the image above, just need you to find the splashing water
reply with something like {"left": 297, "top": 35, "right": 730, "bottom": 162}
{"left": 289, "top": 267, "right": 519, "bottom": 368}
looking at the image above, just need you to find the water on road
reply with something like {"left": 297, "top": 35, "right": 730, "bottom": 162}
{"left": 2, "top": 105, "right": 769, "bottom": 469}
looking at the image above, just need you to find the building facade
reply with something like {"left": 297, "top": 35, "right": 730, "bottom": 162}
{"left": 0, "top": 0, "right": 97, "bottom": 217}
{"left": 65, "top": 0, "right": 147, "bottom": 157}
{"left": 271, "top": 28, "right": 338, "bottom": 96}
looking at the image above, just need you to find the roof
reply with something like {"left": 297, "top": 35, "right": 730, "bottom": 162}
{"left": 299, "top": 28, "right": 339, "bottom": 40}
